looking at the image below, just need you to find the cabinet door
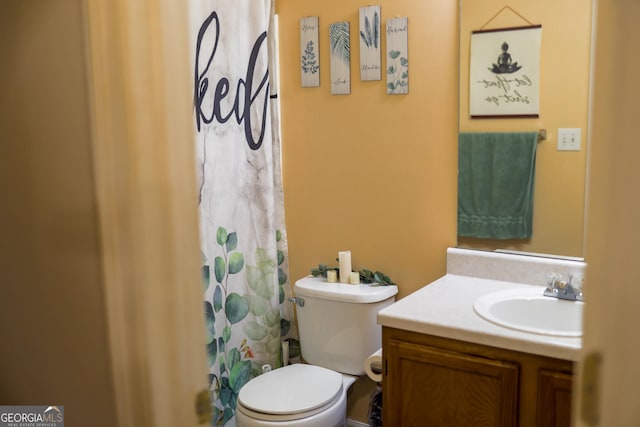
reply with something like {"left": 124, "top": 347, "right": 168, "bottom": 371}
{"left": 384, "top": 339, "right": 519, "bottom": 427}
{"left": 537, "top": 370, "right": 573, "bottom": 427}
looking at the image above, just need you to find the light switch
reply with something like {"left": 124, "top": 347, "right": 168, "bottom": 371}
{"left": 557, "top": 128, "right": 581, "bottom": 151}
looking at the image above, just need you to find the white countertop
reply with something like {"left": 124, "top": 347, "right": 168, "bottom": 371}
{"left": 377, "top": 274, "right": 582, "bottom": 361}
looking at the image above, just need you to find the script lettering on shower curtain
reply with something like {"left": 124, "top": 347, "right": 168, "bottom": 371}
{"left": 194, "top": 11, "right": 270, "bottom": 150}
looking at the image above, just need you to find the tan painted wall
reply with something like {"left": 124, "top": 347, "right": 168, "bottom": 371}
{"left": 459, "top": 0, "right": 591, "bottom": 258}
{"left": 276, "top": 1, "right": 458, "bottom": 422}
{"left": 0, "top": 1, "right": 117, "bottom": 425}
{"left": 276, "top": 0, "right": 459, "bottom": 301}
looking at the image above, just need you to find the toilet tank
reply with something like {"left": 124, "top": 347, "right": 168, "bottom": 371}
{"left": 293, "top": 276, "right": 398, "bottom": 375}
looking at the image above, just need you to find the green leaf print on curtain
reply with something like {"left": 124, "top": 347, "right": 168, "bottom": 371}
{"left": 202, "top": 227, "right": 299, "bottom": 426}
{"left": 193, "top": 2, "right": 299, "bottom": 425}
{"left": 203, "top": 227, "right": 253, "bottom": 425}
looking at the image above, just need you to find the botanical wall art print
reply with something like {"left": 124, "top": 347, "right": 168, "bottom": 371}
{"left": 300, "top": 16, "right": 320, "bottom": 87}
{"left": 359, "top": 5, "right": 381, "bottom": 81}
{"left": 329, "top": 21, "right": 351, "bottom": 95}
{"left": 386, "top": 17, "right": 408, "bottom": 95}
{"left": 469, "top": 25, "right": 542, "bottom": 117}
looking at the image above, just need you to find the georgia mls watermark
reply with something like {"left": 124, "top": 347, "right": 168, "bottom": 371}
{"left": 0, "top": 406, "right": 64, "bottom": 427}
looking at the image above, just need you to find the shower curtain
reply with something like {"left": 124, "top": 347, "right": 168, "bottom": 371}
{"left": 191, "top": 1, "right": 298, "bottom": 425}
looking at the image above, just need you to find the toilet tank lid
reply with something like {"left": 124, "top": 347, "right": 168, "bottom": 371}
{"left": 294, "top": 276, "right": 398, "bottom": 303}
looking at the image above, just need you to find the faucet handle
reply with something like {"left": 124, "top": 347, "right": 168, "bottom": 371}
{"left": 545, "top": 273, "right": 560, "bottom": 293}
{"left": 570, "top": 274, "right": 585, "bottom": 301}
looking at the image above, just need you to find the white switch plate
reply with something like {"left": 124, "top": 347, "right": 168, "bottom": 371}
{"left": 557, "top": 128, "right": 581, "bottom": 151}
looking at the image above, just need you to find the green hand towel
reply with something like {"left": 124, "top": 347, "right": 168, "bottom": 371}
{"left": 458, "top": 132, "right": 538, "bottom": 239}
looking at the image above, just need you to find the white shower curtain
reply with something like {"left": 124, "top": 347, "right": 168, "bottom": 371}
{"left": 190, "top": 1, "right": 298, "bottom": 425}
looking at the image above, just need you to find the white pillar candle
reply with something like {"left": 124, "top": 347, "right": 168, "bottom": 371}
{"left": 349, "top": 271, "right": 360, "bottom": 285}
{"left": 327, "top": 270, "right": 338, "bottom": 283}
{"left": 338, "top": 251, "right": 351, "bottom": 283}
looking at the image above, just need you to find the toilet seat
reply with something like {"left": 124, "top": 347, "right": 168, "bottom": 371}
{"left": 237, "top": 364, "right": 343, "bottom": 422}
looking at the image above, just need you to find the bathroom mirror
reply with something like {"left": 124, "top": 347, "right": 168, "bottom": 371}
{"left": 457, "top": 0, "right": 592, "bottom": 259}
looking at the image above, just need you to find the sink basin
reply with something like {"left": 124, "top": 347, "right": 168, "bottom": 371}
{"left": 473, "top": 287, "right": 583, "bottom": 337}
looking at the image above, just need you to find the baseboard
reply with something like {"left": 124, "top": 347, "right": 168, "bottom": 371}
{"left": 346, "top": 419, "right": 369, "bottom": 427}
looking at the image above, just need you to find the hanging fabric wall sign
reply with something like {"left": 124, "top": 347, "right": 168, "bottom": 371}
{"left": 469, "top": 25, "right": 542, "bottom": 118}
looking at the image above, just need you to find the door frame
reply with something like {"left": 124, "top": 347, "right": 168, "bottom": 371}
{"left": 576, "top": 0, "right": 640, "bottom": 425}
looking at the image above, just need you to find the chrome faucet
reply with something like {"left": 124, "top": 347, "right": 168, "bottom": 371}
{"left": 543, "top": 273, "right": 584, "bottom": 301}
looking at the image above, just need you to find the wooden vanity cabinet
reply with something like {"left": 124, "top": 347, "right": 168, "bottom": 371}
{"left": 537, "top": 369, "right": 573, "bottom": 427}
{"left": 382, "top": 327, "right": 574, "bottom": 427}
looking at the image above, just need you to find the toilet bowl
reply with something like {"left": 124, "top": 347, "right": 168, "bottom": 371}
{"left": 236, "top": 276, "right": 398, "bottom": 427}
{"left": 236, "top": 364, "right": 356, "bottom": 427}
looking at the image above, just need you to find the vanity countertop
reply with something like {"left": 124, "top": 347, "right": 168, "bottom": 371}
{"left": 377, "top": 274, "right": 582, "bottom": 361}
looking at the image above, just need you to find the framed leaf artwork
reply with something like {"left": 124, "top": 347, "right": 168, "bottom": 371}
{"left": 329, "top": 21, "right": 351, "bottom": 95}
{"left": 359, "top": 5, "right": 381, "bottom": 81}
{"left": 386, "top": 17, "right": 408, "bottom": 95}
{"left": 300, "top": 16, "right": 320, "bottom": 87}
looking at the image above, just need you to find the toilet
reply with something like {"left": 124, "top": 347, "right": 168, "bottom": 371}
{"left": 236, "top": 275, "right": 398, "bottom": 427}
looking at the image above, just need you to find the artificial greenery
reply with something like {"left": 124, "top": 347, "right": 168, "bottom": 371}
{"left": 310, "top": 262, "right": 396, "bottom": 286}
